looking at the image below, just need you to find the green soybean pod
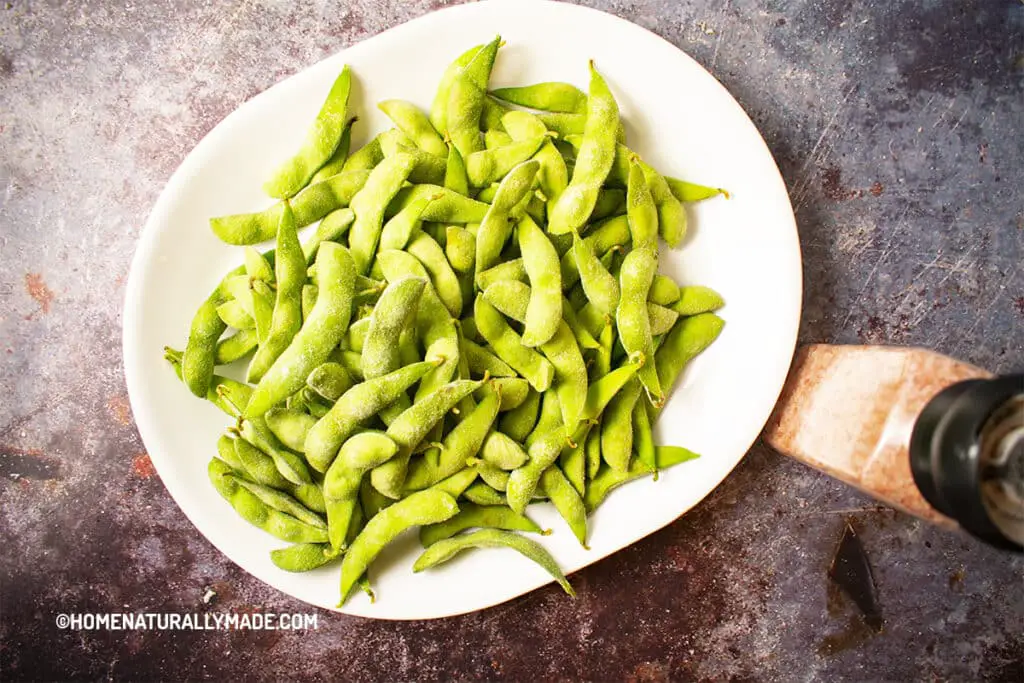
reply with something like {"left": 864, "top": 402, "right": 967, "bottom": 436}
{"left": 470, "top": 457, "right": 510, "bottom": 491}
{"left": 476, "top": 258, "right": 527, "bottom": 291}
{"left": 476, "top": 377, "right": 529, "bottom": 411}
{"left": 374, "top": 250, "right": 461, "bottom": 403}
{"left": 584, "top": 428, "right": 602, "bottom": 480}
{"left": 304, "top": 360, "right": 439, "bottom": 472}
{"left": 446, "top": 64, "right": 486, "bottom": 157}
{"left": 208, "top": 459, "right": 328, "bottom": 544}
{"left": 462, "top": 338, "right": 516, "bottom": 377}
{"left": 216, "top": 299, "right": 255, "bottom": 329}
{"left": 499, "top": 388, "right": 541, "bottom": 442}
{"left": 517, "top": 215, "right": 562, "bottom": 347}
{"left": 465, "top": 136, "right": 547, "bottom": 187}
{"left": 540, "top": 466, "right": 588, "bottom": 547}
{"left": 251, "top": 280, "right": 275, "bottom": 344}
{"left": 561, "top": 297, "right": 601, "bottom": 350}
{"left": 216, "top": 433, "right": 248, "bottom": 473}
{"left": 404, "top": 386, "right": 500, "bottom": 490}
{"left": 648, "top": 303, "right": 680, "bottom": 337}
{"left": 264, "top": 66, "right": 351, "bottom": 199}
{"left": 237, "top": 416, "right": 312, "bottom": 487}
{"left": 302, "top": 207, "right": 357, "bottom": 264}
{"left": 547, "top": 62, "right": 619, "bottom": 235}
{"left": 338, "top": 489, "right": 459, "bottom": 605}
{"left": 310, "top": 116, "right": 357, "bottom": 184}
{"left": 616, "top": 245, "right": 662, "bottom": 406}
{"left": 363, "top": 277, "right": 427, "bottom": 379}
{"left": 474, "top": 160, "right": 540, "bottom": 279}
{"left": 271, "top": 542, "right": 340, "bottom": 572}
{"left": 648, "top": 274, "right": 681, "bottom": 306}
{"left": 372, "top": 378, "right": 485, "bottom": 499}
{"left": 265, "top": 172, "right": 365, "bottom": 239}
{"left": 560, "top": 438, "right": 586, "bottom": 497}
{"left": 378, "top": 193, "right": 436, "bottom": 252}
{"left": 484, "top": 129, "right": 513, "bottom": 149}
{"left": 584, "top": 460, "right": 651, "bottom": 512}
{"left": 406, "top": 230, "right": 463, "bottom": 317}
{"left": 591, "top": 188, "right": 626, "bottom": 221}
{"left": 584, "top": 449, "right": 701, "bottom": 512}
{"left": 413, "top": 528, "right": 574, "bottom": 596}
{"left": 462, "top": 481, "right": 508, "bottom": 506}
{"left": 474, "top": 297, "right": 554, "bottom": 392}
{"left": 386, "top": 184, "right": 490, "bottom": 224}
{"left": 559, "top": 214, "right": 631, "bottom": 289}
{"left": 378, "top": 100, "right": 447, "bottom": 157}
{"left": 428, "top": 466, "right": 480, "bottom": 499}
{"left": 247, "top": 202, "right": 305, "bottom": 382}
{"left": 244, "top": 247, "right": 275, "bottom": 283}
{"left": 444, "top": 141, "right": 470, "bottom": 196}
{"left": 232, "top": 435, "right": 291, "bottom": 490}
{"left": 348, "top": 153, "right": 418, "bottom": 274}
{"left": 627, "top": 159, "right": 659, "bottom": 249}
{"left": 491, "top": 82, "right": 587, "bottom": 114}
{"left": 649, "top": 313, "right": 725, "bottom": 422}
{"left": 419, "top": 502, "right": 544, "bottom": 547}
{"left": 324, "top": 431, "right": 399, "bottom": 551}
{"left": 445, "top": 226, "right": 476, "bottom": 273}
{"left": 215, "top": 329, "right": 258, "bottom": 365}
{"left": 430, "top": 37, "right": 501, "bottom": 134}
{"left": 600, "top": 377, "right": 642, "bottom": 472}
{"left": 265, "top": 407, "right": 317, "bottom": 453}
{"left": 635, "top": 159, "right": 686, "bottom": 248}
{"left": 672, "top": 286, "right": 726, "bottom": 316}
{"left": 665, "top": 177, "right": 729, "bottom": 203}
{"left": 342, "top": 317, "right": 370, "bottom": 353}
{"left": 573, "top": 231, "right": 619, "bottom": 317}
{"left": 359, "top": 475, "right": 393, "bottom": 520}
{"left": 525, "top": 389, "right": 563, "bottom": 450}
{"left": 306, "top": 362, "right": 353, "bottom": 402}
{"left": 481, "top": 431, "right": 529, "bottom": 470}
{"left": 182, "top": 286, "right": 231, "bottom": 397}
{"left": 221, "top": 275, "right": 255, "bottom": 316}
{"left": 633, "top": 397, "right": 657, "bottom": 474}
{"left": 246, "top": 243, "right": 356, "bottom": 418}
{"left": 342, "top": 134, "right": 385, "bottom": 173}
{"left": 381, "top": 138, "right": 446, "bottom": 186}
{"left": 231, "top": 476, "right": 326, "bottom": 530}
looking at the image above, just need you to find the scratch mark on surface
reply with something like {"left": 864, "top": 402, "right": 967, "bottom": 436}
{"left": 709, "top": 0, "right": 730, "bottom": 71}
{"left": 950, "top": 105, "right": 971, "bottom": 132}
{"left": 836, "top": 203, "right": 912, "bottom": 335}
{"left": 932, "top": 97, "right": 957, "bottom": 128}
{"left": 791, "top": 84, "right": 855, "bottom": 207}
{"left": 950, "top": 264, "right": 1020, "bottom": 358}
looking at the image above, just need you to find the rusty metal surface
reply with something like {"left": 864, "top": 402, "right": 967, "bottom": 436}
{"left": 1, "top": 0, "right": 1022, "bottom": 680}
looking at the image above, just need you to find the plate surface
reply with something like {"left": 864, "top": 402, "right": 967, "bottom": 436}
{"left": 123, "top": 0, "right": 801, "bottom": 619}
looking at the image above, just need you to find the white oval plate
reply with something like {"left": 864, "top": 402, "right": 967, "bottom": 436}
{"left": 124, "top": 0, "right": 801, "bottom": 619}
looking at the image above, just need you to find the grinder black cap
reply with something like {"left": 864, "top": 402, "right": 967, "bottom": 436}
{"left": 910, "top": 375, "right": 1024, "bottom": 552}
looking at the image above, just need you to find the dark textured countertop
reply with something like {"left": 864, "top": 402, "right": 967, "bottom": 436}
{"left": 2, "top": 0, "right": 1022, "bottom": 680}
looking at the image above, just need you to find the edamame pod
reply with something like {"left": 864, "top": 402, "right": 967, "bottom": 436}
{"left": 304, "top": 360, "right": 439, "bottom": 472}
{"left": 264, "top": 65, "right": 352, "bottom": 199}
{"left": 339, "top": 489, "right": 459, "bottom": 605}
{"left": 246, "top": 242, "right": 356, "bottom": 417}
{"left": 413, "top": 528, "right": 574, "bottom": 596}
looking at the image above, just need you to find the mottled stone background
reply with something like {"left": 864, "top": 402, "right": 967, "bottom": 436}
{"left": 1, "top": 0, "right": 1022, "bottom": 680}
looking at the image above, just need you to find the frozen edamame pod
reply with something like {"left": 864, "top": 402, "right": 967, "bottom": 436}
{"left": 264, "top": 66, "right": 352, "bottom": 199}
{"left": 338, "top": 489, "right": 459, "bottom": 606}
{"left": 413, "top": 528, "right": 574, "bottom": 597}
{"left": 419, "top": 502, "right": 545, "bottom": 547}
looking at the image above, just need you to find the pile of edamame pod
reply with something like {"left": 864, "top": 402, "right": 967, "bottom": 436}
{"left": 166, "top": 36, "right": 728, "bottom": 607}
